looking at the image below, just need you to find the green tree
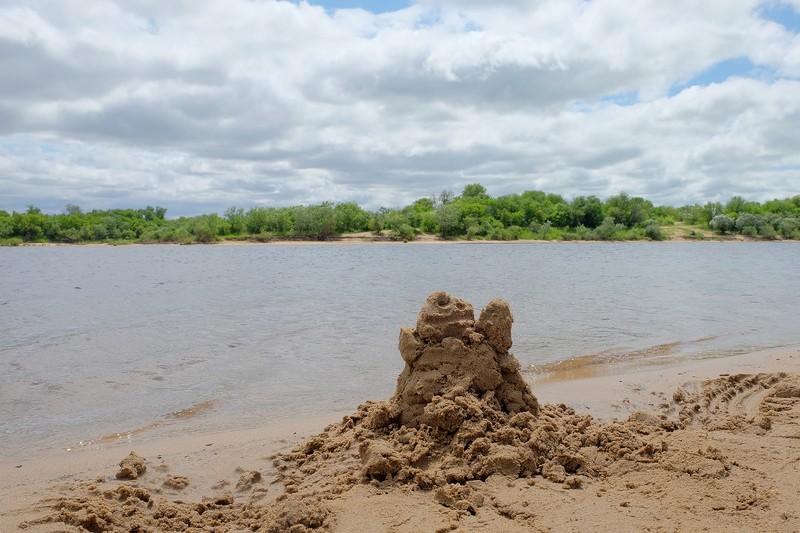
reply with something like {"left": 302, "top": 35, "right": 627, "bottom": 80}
{"left": 245, "top": 207, "right": 269, "bottom": 234}
{"left": 142, "top": 205, "right": 167, "bottom": 221}
{"left": 462, "top": 183, "right": 488, "bottom": 198}
{"left": 436, "top": 203, "right": 462, "bottom": 237}
{"left": 334, "top": 202, "right": 368, "bottom": 233}
{"left": 0, "top": 211, "right": 14, "bottom": 238}
{"left": 64, "top": 204, "right": 83, "bottom": 216}
{"left": 605, "top": 192, "right": 651, "bottom": 228}
{"left": 571, "top": 196, "right": 604, "bottom": 228}
{"left": 550, "top": 203, "right": 576, "bottom": 228}
{"left": 12, "top": 211, "right": 46, "bottom": 241}
{"left": 224, "top": 207, "right": 246, "bottom": 235}
{"left": 437, "top": 188, "right": 454, "bottom": 206}
{"left": 293, "top": 203, "right": 337, "bottom": 240}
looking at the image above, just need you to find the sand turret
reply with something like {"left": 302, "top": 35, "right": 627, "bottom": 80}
{"left": 391, "top": 291, "right": 539, "bottom": 429}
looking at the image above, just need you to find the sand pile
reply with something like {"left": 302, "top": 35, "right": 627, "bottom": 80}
{"left": 291, "top": 291, "right": 663, "bottom": 491}
{"left": 18, "top": 293, "right": 800, "bottom": 532}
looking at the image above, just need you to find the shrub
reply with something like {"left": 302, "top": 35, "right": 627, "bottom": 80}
{"left": 741, "top": 226, "right": 758, "bottom": 238}
{"left": 391, "top": 224, "right": 416, "bottom": 241}
{"left": 758, "top": 224, "right": 777, "bottom": 239}
{"left": 709, "top": 214, "right": 735, "bottom": 234}
{"left": 643, "top": 220, "right": 664, "bottom": 241}
{"left": 735, "top": 213, "right": 762, "bottom": 234}
{"left": 778, "top": 217, "right": 799, "bottom": 238}
{"left": 0, "top": 237, "right": 22, "bottom": 246}
{"left": 593, "top": 216, "right": 625, "bottom": 241}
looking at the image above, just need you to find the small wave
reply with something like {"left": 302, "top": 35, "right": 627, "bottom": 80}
{"left": 68, "top": 399, "right": 217, "bottom": 451}
{"left": 525, "top": 336, "right": 726, "bottom": 383}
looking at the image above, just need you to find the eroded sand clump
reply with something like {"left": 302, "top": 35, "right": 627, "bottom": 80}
{"left": 394, "top": 291, "right": 539, "bottom": 426}
{"left": 115, "top": 451, "right": 146, "bottom": 480}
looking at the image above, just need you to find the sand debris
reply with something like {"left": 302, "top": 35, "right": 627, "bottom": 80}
{"left": 115, "top": 451, "right": 146, "bottom": 480}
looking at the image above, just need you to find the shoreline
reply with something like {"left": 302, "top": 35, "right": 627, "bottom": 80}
{"left": 3, "top": 343, "right": 799, "bottom": 530}
{"left": 12, "top": 233, "right": 799, "bottom": 247}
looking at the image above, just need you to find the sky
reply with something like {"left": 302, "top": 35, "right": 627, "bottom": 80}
{"left": 1, "top": 0, "right": 799, "bottom": 217}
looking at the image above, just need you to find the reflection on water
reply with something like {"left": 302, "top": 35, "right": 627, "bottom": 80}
{"left": 525, "top": 337, "right": 788, "bottom": 383}
{"left": 1, "top": 242, "right": 799, "bottom": 459}
{"left": 67, "top": 400, "right": 217, "bottom": 450}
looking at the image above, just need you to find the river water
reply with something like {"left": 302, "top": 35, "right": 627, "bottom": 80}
{"left": 1, "top": 242, "right": 798, "bottom": 459}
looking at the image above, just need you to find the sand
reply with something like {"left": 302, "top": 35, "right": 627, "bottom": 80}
{"left": 3, "top": 292, "right": 800, "bottom": 532}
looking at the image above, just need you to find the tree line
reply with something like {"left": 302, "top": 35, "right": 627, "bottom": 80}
{"left": 1, "top": 185, "right": 799, "bottom": 245}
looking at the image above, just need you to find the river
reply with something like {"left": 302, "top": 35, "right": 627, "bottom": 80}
{"left": 1, "top": 242, "right": 798, "bottom": 459}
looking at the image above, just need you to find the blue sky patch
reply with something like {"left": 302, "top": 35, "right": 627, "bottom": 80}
{"left": 771, "top": 164, "right": 800, "bottom": 171}
{"left": 306, "top": 0, "right": 412, "bottom": 14}
{"left": 668, "top": 57, "right": 777, "bottom": 96}
{"left": 758, "top": 1, "right": 800, "bottom": 32}
{"left": 600, "top": 90, "right": 639, "bottom": 107}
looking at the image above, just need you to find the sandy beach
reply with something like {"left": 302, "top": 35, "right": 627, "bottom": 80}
{"left": 3, "top": 293, "right": 799, "bottom": 532}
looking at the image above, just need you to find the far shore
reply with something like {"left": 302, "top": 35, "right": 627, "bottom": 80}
{"left": 12, "top": 230, "right": 798, "bottom": 247}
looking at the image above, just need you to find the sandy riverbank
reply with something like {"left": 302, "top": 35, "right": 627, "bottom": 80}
{"left": 17, "top": 227, "right": 792, "bottom": 247}
{"left": 3, "top": 295, "right": 799, "bottom": 532}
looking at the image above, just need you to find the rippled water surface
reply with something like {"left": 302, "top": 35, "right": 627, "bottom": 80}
{"left": 1, "top": 242, "right": 798, "bottom": 458}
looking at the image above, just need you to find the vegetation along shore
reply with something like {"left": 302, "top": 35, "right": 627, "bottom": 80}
{"left": 2, "top": 184, "right": 799, "bottom": 246}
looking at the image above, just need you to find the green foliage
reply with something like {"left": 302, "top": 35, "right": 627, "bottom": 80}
{"left": 391, "top": 223, "right": 417, "bottom": 241}
{"left": 5, "top": 188, "right": 798, "bottom": 244}
{"left": 709, "top": 214, "right": 735, "bottom": 234}
{"left": 643, "top": 220, "right": 664, "bottom": 241}
{"left": 437, "top": 189, "right": 455, "bottom": 206}
{"left": 778, "top": 217, "right": 800, "bottom": 238}
{"left": 462, "top": 183, "right": 488, "bottom": 198}
{"left": 735, "top": 213, "right": 761, "bottom": 233}
{"left": 191, "top": 214, "right": 223, "bottom": 243}
{"left": 224, "top": 207, "right": 246, "bottom": 234}
{"left": 0, "top": 237, "right": 22, "bottom": 246}
{"left": 604, "top": 192, "right": 652, "bottom": 227}
{"left": 0, "top": 215, "right": 13, "bottom": 238}
{"left": 592, "top": 216, "right": 626, "bottom": 241}
{"left": 334, "top": 202, "right": 369, "bottom": 233}
{"left": 293, "top": 203, "right": 337, "bottom": 240}
{"left": 436, "top": 203, "right": 462, "bottom": 238}
{"left": 64, "top": 204, "right": 83, "bottom": 216}
{"left": 571, "top": 195, "right": 604, "bottom": 228}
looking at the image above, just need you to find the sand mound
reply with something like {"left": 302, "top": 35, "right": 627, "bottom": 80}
{"left": 19, "top": 293, "right": 800, "bottom": 532}
{"left": 115, "top": 451, "right": 146, "bottom": 480}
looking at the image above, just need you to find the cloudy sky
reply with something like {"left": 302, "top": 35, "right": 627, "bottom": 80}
{"left": 1, "top": 0, "right": 799, "bottom": 216}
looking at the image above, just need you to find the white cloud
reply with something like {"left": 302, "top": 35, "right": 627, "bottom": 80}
{"left": 1, "top": 0, "right": 799, "bottom": 216}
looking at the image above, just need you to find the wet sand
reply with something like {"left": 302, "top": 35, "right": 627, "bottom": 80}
{"left": 3, "top": 338, "right": 799, "bottom": 531}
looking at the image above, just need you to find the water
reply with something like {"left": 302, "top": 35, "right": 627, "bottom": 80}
{"left": 1, "top": 242, "right": 798, "bottom": 459}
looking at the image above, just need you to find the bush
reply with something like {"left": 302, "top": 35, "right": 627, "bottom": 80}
{"left": 391, "top": 224, "right": 416, "bottom": 241}
{"left": 0, "top": 237, "right": 22, "bottom": 246}
{"left": 643, "top": 220, "right": 664, "bottom": 241}
{"left": 778, "top": 217, "right": 799, "bottom": 238}
{"left": 563, "top": 225, "right": 592, "bottom": 241}
{"left": 709, "top": 214, "right": 735, "bottom": 234}
{"left": 735, "top": 213, "right": 762, "bottom": 234}
{"left": 758, "top": 223, "right": 778, "bottom": 240}
{"left": 192, "top": 221, "right": 215, "bottom": 243}
{"left": 465, "top": 225, "right": 481, "bottom": 240}
{"left": 593, "top": 216, "right": 625, "bottom": 241}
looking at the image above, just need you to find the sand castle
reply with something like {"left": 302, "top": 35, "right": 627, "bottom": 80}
{"left": 394, "top": 291, "right": 540, "bottom": 425}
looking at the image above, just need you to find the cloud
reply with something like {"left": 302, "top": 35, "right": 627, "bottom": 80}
{"left": 1, "top": 0, "right": 799, "bottom": 216}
